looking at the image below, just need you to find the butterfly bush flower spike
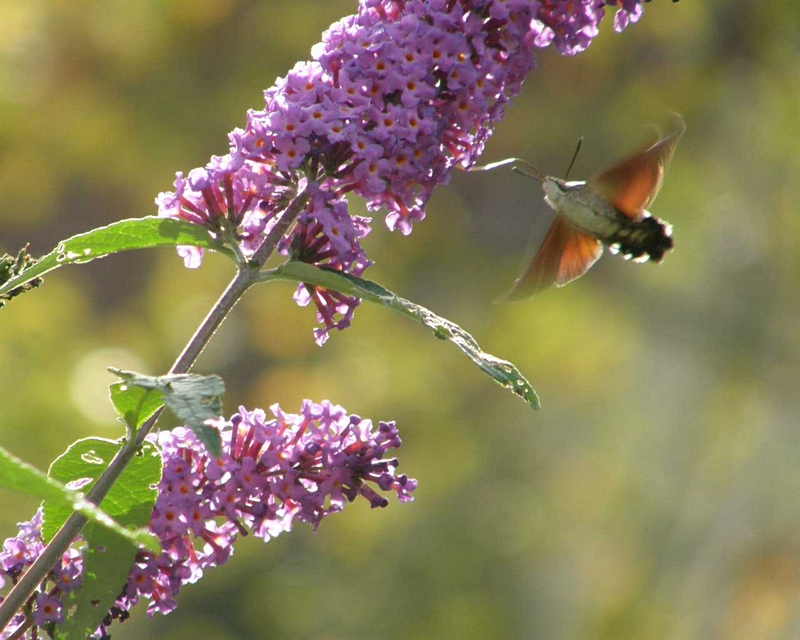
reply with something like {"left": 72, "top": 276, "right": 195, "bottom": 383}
{"left": 156, "top": 0, "right": 647, "bottom": 341}
{"left": 0, "top": 402, "right": 415, "bottom": 638}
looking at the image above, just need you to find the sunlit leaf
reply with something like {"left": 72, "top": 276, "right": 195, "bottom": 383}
{"left": 109, "top": 369, "right": 225, "bottom": 456}
{"left": 44, "top": 438, "right": 161, "bottom": 640}
{"left": 0, "top": 217, "right": 230, "bottom": 302}
{"left": 0, "top": 445, "right": 156, "bottom": 551}
{"left": 109, "top": 382, "right": 164, "bottom": 434}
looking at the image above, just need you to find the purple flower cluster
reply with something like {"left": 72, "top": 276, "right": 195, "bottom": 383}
{"left": 285, "top": 189, "right": 373, "bottom": 344}
{"left": 1, "top": 402, "right": 415, "bottom": 638}
{"left": 157, "top": 0, "right": 646, "bottom": 343}
{"left": 0, "top": 511, "right": 82, "bottom": 635}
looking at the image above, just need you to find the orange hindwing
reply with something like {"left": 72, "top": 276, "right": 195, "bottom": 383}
{"left": 505, "top": 215, "right": 603, "bottom": 300}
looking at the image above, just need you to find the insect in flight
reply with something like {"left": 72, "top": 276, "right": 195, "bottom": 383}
{"left": 476, "top": 116, "right": 685, "bottom": 299}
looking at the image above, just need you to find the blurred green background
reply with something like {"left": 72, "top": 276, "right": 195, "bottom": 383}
{"left": 2, "top": 1, "right": 799, "bottom": 638}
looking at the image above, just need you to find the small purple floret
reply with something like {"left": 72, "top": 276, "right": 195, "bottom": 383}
{"left": 32, "top": 593, "right": 63, "bottom": 625}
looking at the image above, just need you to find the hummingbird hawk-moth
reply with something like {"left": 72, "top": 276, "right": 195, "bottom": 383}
{"left": 477, "top": 116, "right": 685, "bottom": 299}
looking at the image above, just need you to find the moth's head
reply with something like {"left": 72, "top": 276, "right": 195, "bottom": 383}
{"left": 543, "top": 177, "right": 567, "bottom": 206}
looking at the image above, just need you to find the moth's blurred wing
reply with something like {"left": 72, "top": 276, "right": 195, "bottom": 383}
{"left": 504, "top": 215, "right": 603, "bottom": 300}
{"left": 588, "top": 116, "right": 685, "bottom": 221}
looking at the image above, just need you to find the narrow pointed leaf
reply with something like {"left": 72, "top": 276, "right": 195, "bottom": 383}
{"left": 260, "top": 262, "right": 540, "bottom": 409}
{"left": 0, "top": 217, "right": 230, "bottom": 301}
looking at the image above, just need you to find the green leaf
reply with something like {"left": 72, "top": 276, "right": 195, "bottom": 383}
{"left": 44, "top": 438, "right": 161, "bottom": 640}
{"left": 260, "top": 262, "right": 540, "bottom": 410}
{"left": 109, "top": 369, "right": 225, "bottom": 456}
{"left": 109, "top": 381, "right": 164, "bottom": 434}
{"left": 0, "top": 217, "right": 231, "bottom": 301}
{"left": 55, "top": 524, "right": 139, "bottom": 640}
{"left": 0, "top": 445, "right": 157, "bottom": 551}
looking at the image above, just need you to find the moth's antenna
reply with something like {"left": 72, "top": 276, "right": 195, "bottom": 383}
{"left": 510, "top": 159, "right": 545, "bottom": 181}
{"left": 563, "top": 137, "right": 583, "bottom": 181}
